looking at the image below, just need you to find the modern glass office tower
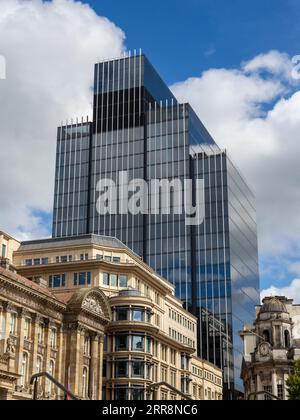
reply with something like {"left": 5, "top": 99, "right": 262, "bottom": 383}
{"left": 52, "top": 53, "right": 260, "bottom": 398}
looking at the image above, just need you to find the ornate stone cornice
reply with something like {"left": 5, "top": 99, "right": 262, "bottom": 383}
{"left": 4, "top": 302, "right": 18, "bottom": 313}
{"left": 0, "top": 282, "right": 64, "bottom": 322}
{"left": 17, "top": 307, "right": 32, "bottom": 318}
{"left": 0, "top": 277, "right": 65, "bottom": 314}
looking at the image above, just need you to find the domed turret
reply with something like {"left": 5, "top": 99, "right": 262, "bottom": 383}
{"left": 259, "top": 297, "right": 288, "bottom": 315}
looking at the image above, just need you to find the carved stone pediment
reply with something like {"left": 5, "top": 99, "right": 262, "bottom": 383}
{"left": 82, "top": 296, "right": 104, "bottom": 316}
{"left": 66, "top": 288, "right": 112, "bottom": 321}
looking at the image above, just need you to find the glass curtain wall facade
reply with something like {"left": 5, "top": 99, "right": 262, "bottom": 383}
{"left": 53, "top": 121, "right": 92, "bottom": 238}
{"left": 190, "top": 148, "right": 260, "bottom": 394}
{"left": 52, "top": 53, "right": 260, "bottom": 398}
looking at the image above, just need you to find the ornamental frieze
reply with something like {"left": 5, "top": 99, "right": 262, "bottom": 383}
{"left": 82, "top": 296, "right": 104, "bottom": 316}
{"left": 0, "top": 285, "right": 63, "bottom": 322}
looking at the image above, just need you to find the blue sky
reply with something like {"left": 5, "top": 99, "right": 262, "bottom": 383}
{"left": 77, "top": 0, "right": 300, "bottom": 295}
{"left": 1, "top": 0, "right": 300, "bottom": 300}
{"left": 89, "top": 0, "right": 300, "bottom": 83}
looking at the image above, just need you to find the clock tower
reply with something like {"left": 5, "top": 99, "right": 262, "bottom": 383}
{"left": 240, "top": 296, "right": 300, "bottom": 400}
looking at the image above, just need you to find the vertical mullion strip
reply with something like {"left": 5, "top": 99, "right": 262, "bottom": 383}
{"left": 92, "top": 63, "right": 100, "bottom": 233}
{"left": 171, "top": 100, "right": 175, "bottom": 285}
{"left": 177, "top": 103, "right": 181, "bottom": 300}
{"left": 154, "top": 101, "right": 157, "bottom": 272}
{"left": 221, "top": 151, "right": 230, "bottom": 388}
{"left": 66, "top": 121, "right": 73, "bottom": 236}
{"left": 139, "top": 50, "right": 142, "bottom": 123}
{"left": 197, "top": 153, "right": 203, "bottom": 359}
{"left": 120, "top": 54, "right": 126, "bottom": 244}
{"left": 103, "top": 61, "right": 110, "bottom": 236}
{"left": 54, "top": 123, "right": 63, "bottom": 237}
{"left": 215, "top": 151, "right": 222, "bottom": 371}
{"left": 109, "top": 58, "right": 115, "bottom": 236}
{"left": 165, "top": 99, "right": 169, "bottom": 281}
{"left": 76, "top": 118, "right": 83, "bottom": 236}
{"left": 160, "top": 101, "right": 163, "bottom": 275}
{"left": 132, "top": 51, "right": 136, "bottom": 251}
{"left": 126, "top": 54, "right": 131, "bottom": 246}
{"left": 203, "top": 151, "right": 209, "bottom": 361}
{"left": 115, "top": 58, "right": 120, "bottom": 236}
{"left": 60, "top": 121, "right": 67, "bottom": 237}
{"left": 208, "top": 154, "right": 216, "bottom": 365}
{"left": 148, "top": 102, "right": 152, "bottom": 266}
{"left": 71, "top": 119, "right": 78, "bottom": 236}
{"left": 183, "top": 105, "right": 188, "bottom": 309}
{"left": 97, "top": 62, "right": 105, "bottom": 234}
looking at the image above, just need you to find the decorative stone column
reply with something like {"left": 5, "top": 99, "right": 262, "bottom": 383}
{"left": 98, "top": 335, "right": 104, "bottom": 400}
{"left": 57, "top": 325, "right": 66, "bottom": 389}
{"left": 89, "top": 333, "right": 99, "bottom": 400}
{"left": 16, "top": 308, "right": 27, "bottom": 386}
{"left": 0, "top": 301, "right": 4, "bottom": 353}
{"left": 68, "top": 323, "right": 83, "bottom": 396}
{"left": 284, "top": 373, "right": 289, "bottom": 401}
{"left": 77, "top": 327, "right": 86, "bottom": 398}
{"left": 272, "top": 370, "right": 278, "bottom": 398}
{"left": 29, "top": 314, "right": 41, "bottom": 377}
{"left": 256, "top": 373, "right": 262, "bottom": 400}
{"left": 3, "top": 303, "right": 14, "bottom": 343}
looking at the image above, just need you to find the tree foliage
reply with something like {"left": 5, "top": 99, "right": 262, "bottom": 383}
{"left": 286, "top": 359, "right": 300, "bottom": 400}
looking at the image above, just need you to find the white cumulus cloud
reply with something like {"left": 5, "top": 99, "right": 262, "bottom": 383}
{"left": 0, "top": 0, "right": 125, "bottom": 239}
{"left": 171, "top": 52, "right": 300, "bottom": 264}
{"left": 261, "top": 279, "right": 300, "bottom": 304}
{"left": 242, "top": 50, "right": 294, "bottom": 81}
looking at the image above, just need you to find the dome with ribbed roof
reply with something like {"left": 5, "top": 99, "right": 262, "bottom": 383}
{"left": 259, "top": 297, "right": 288, "bottom": 314}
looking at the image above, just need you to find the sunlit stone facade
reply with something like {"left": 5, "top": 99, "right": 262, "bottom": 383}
{"left": 0, "top": 232, "right": 222, "bottom": 400}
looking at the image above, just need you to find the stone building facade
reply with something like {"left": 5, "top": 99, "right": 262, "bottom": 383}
{"left": 240, "top": 296, "right": 300, "bottom": 400}
{"left": 0, "top": 233, "right": 223, "bottom": 400}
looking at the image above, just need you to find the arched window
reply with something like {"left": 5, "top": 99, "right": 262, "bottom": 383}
{"left": 21, "top": 353, "right": 28, "bottom": 387}
{"left": 82, "top": 367, "right": 88, "bottom": 399}
{"left": 36, "top": 356, "right": 42, "bottom": 374}
{"left": 48, "top": 360, "right": 55, "bottom": 394}
{"left": 284, "top": 330, "right": 290, "bottom": 348}
{"left": 263, "top": 330, "right": 270, "bottom": 343}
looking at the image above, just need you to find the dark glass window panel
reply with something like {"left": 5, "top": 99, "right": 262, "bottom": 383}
{"left": 132, "top": 336, "right": 144, "bottom": 352}
{"left": 116, "top": 308, "right": 128, "bottom": 321}
{"left": 53, "top": 275, "right": 61, "bottom": 288}
{"left": 115, "top": 334, "right": 129, "bottom": 351}
{"left": 132, "top": 309, "right": 144, "bottom": 322}
{"left": 79, "top": 272, "right": 86, "bottom": 286}
{"left": 103, "top": 273, "right": 109, "bottom": 286}
{"left": 118, "top": 275, "right": 128, "bottom": 288}
{"left": 132, "top": 361, "right": 144, "bottom": 378}
{"left": 115, "top": 361, "right": 128, "bottom": 378}
{"left": 110, "top": 274, "right": 118, "bottom": 287}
